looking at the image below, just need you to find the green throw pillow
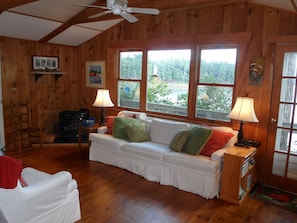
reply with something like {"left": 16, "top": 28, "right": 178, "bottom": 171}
{"left": 169, "top": 130, "right": 190, "bottom": 152}
{"left": 126, "top": 123, "right": 150, "bottom": 142}
{"left": 112, "top": 117, "right": 140, "bottom": 140}
{"left": 182, "top": 127, "right": 213, "bottom": 155}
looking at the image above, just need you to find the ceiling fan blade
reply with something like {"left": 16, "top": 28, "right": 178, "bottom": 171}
{"left": 115, "top": 0, "right": 128, "bottom": 8}
{"left": 73, "top": 3, "right": 107, "bottom": 10}
{"left": 126, "top": 7, "right": 160, "bottom": 15}
{"left": 89, "top": 11, "right": 111, "bottom": 19}
{"left": 121, "top": 12, "right": 139, "bottom": 23}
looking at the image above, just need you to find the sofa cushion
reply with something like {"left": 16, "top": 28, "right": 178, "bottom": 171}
{"left": 126, "top": 123, "right": 150, "bottom": 142}
{"left": 112, "top": 117, "right": 140, "bottom": 140}
{"left": 182, "top": 127, "right": 213, "bottom": 155}
{"left": 164, "top": 152, "right": 218, "bottom": 173}
{"left": 200, "top": 129, "right": 234, "bottom": 157}
{"left": 118, "top": 110, "right": 147, "bottom": 119}
{"left": 149, "top": 119, "right": 190, "bottom": 145}
{"left": 89, "top": 133, "right": 128, "bottom": 150}
{"left": 121, "top": 142, "right": 171, "bottom": 160}
{"left": 139, "top": 119, "right": 152, "bottom": 132}
{"left": 169, "top": 130, "right": 190, "bottom": 152}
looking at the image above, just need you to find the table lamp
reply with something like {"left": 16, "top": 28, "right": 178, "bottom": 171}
{"left": 93, "top": 89, "right": 114, "bottom": 125}
{"left": 227, "top": 97, "right": 259, "bottom": 147}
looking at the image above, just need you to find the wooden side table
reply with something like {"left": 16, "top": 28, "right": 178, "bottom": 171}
{"left": 78, "top": 123, "right": 100, "bottom": 152}
{"left": 220, "top": 146, "right": 257, "bottom": 204}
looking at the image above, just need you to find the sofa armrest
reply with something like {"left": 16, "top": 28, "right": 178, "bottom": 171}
{"left": 97, "top": 126, "right": 108, "bottom": 134}
{"left": 0, "top": 168, "right": 76, "bottom": 223}
{"left": 211, "top": 148, "right": 227, "bottom": 162}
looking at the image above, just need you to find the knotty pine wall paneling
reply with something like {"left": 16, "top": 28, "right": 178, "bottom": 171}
{"left": 77, "top": 2, "right": 297, "bottom": 184}
{"left": 1, "top": 38, "right": 79, "bottom": 149}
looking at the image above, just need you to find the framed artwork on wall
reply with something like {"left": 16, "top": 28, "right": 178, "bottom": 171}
{"left": 86, "top": 60, "right": 106, "bottom": 88}
{"left": 32, "top": 56, "right": 59, "bottom": 70}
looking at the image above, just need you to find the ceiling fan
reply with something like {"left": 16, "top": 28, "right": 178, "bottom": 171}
{"left": 75, "top": 0, "right": 160, "bottom": 23}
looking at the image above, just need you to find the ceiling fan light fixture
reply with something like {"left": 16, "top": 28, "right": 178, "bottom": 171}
{"left": 83, "top": 0, "right": 160, "bottom": 23}
{"left": 113, "top": 7, "right": 122, "bottom": 15}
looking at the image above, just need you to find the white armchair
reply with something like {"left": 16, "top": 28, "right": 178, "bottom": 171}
{"left": 0, "top": 166, "right": 81, "bottom": 223}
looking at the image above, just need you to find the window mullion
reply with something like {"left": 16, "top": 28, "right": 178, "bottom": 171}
{"left": 140, "top": 50, "right": 147, "bottom": 111}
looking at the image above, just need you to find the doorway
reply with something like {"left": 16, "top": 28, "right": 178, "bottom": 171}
{"left": 266, "top": 43, "right": 297, "bottom": 193}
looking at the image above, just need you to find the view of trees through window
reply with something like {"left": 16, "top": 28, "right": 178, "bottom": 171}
{"left": 146, "top": 50, "right": 190, "bottom": 115}
{"left": 118, "top": 47, "right": 237, "bottom": 121}
{"left": 118, "top": 51, "right": 142, "bottom": 109}
{"left": 197, "top": 48, "right": 237, "bottom": 121}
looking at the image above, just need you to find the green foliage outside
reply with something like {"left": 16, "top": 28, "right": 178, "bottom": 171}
{"left": 147, "top": 77, "right": 173, "bottom": 105}
{"left": 197, "top": 86, "right": 233, "bottom": 112}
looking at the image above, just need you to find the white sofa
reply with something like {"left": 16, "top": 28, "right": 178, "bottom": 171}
{"left": 0, "top": 167, "right": 81, "bottom": 223}
{"left": 89, "top": 111, "right": 237, "bottom": 199}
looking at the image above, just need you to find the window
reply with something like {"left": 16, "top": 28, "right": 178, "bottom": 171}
{"left": 146, "top": 49, "right": 191, "bottom": 116}
{"left": 118, "top": 51, "right": 142, "bottom": 109}
{"left": 196, "top": 47, "right": 237, "bottom": 121}
{"left": 114, "top": 37, "right": 245, "bottom": 123}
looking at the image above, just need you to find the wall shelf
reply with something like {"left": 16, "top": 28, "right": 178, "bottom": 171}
{"left": 31, "top": 71, "right": 67, "bottom": 82}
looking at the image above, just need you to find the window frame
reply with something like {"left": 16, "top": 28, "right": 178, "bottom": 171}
{"left": 194, "top": 44, "right": 239, "bottom": 122}
{"left": 110, "top": 33, "right": 251, "bottom": 124}
{"left": 117, "top": 49, "right": 145, "bottom": 110}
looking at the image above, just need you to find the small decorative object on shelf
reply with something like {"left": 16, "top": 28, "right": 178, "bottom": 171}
{"left": 220, "top": 146, "right": 257, "bottom": 204}
{"left": 82, "top": 117, "right": 96, "bottom": 127}
{"left": 31, "top": 55, "right": 66, "bottom": 81}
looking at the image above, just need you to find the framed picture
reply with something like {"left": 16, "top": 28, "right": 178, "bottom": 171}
{"left": 86, "top": 60, "right": 106, "bottom": 88}
{"left": 33, "top": 56, "right": 59, "bottom": 70}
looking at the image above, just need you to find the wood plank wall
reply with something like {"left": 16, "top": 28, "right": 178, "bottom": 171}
{"left": 1, "top": 2, "right": 297, "bottom": 184}
{"left": 0, "top": 38, "right": 80, "bottom": 146}
{"left": 76, "top": 2, "right": 297, "bottom": 184}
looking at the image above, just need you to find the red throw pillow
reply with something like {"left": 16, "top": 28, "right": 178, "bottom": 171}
{"left": 0, "top": 155, "right": 26, "bottom": 189}
{"left": 105, "top": 116, "right": 117, "bottom": 135}
{"left": 200, "top": 129, "right": 234, "bottom": 157}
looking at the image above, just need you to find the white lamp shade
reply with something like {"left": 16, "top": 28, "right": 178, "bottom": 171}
{"left": 93, "top": 89, "right": 114, "bottom": 107}
{"left": 227, "top": 97, "right": 259, "bottom": 122}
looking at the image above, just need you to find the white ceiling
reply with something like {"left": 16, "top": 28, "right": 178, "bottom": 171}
{"left": 0, "top": 0, "right": 123, "bottom": 46}
{"left": 253, "top": 0, "right": 297, "bottom": 12}
{"left": 0, "top": 0, "right": 296, "bottom": 46}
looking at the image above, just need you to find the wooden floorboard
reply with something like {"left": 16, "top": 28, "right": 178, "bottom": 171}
{"left": 4, "top": 144, "right": 297, "bottom": 223}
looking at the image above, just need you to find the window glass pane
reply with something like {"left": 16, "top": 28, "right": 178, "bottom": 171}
{"left": 118, "top": 81, "right": 140, "bottom": 109}
{"left": 272, "top": 153, "right": 286, "bottom": 177}
{"left": 275, "top": 128, "right": 289, "bottom": 153}
{"left": 280, "top": 78, "right": 296, "bottom": 102}
{"left": 277, "top": 103, "right": 293, "bottom": 128}
{"left": 146, "top": 49, "right": 190, "bottom": 116}
{"left": 120, "top": 51, "right": 142, "bottom": 80}
{"left": 196, "top": 86, "right": 232, "bottom": 121}
{"left": 288, "top": 155, "right": 297, "bottom": 179}
{"left": 199, "top": 48, "right": 236, "bottom": 84}
{"left": 290, "top": 130, "right": 297, "bottom": 154}
{"left": 282, "top": 53, "right": 297, "bottom": 77}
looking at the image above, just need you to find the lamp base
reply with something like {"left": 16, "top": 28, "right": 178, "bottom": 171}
{"left": 234, "top": 142, "right": 249, "bottom": 148}
{"left": 234, "top": 139, "right": 261, "bottom": 148}
{"left": 100, "top": 107, "right": 106, "bottom": 126}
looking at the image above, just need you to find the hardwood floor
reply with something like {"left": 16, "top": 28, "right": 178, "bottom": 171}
{"left": 4, "top": 144, "right": 297, "bottom": 223}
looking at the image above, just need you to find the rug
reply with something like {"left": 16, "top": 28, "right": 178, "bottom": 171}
{"left": 250, "top": 184, "right": 297, "bottom": 212}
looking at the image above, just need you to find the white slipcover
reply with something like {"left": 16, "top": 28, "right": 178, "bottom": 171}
{"left": 89, "top": 113, "right": 238, "bottom": 199}
{"left": 0, "top": 167, "right": 81, "bottom": 223}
